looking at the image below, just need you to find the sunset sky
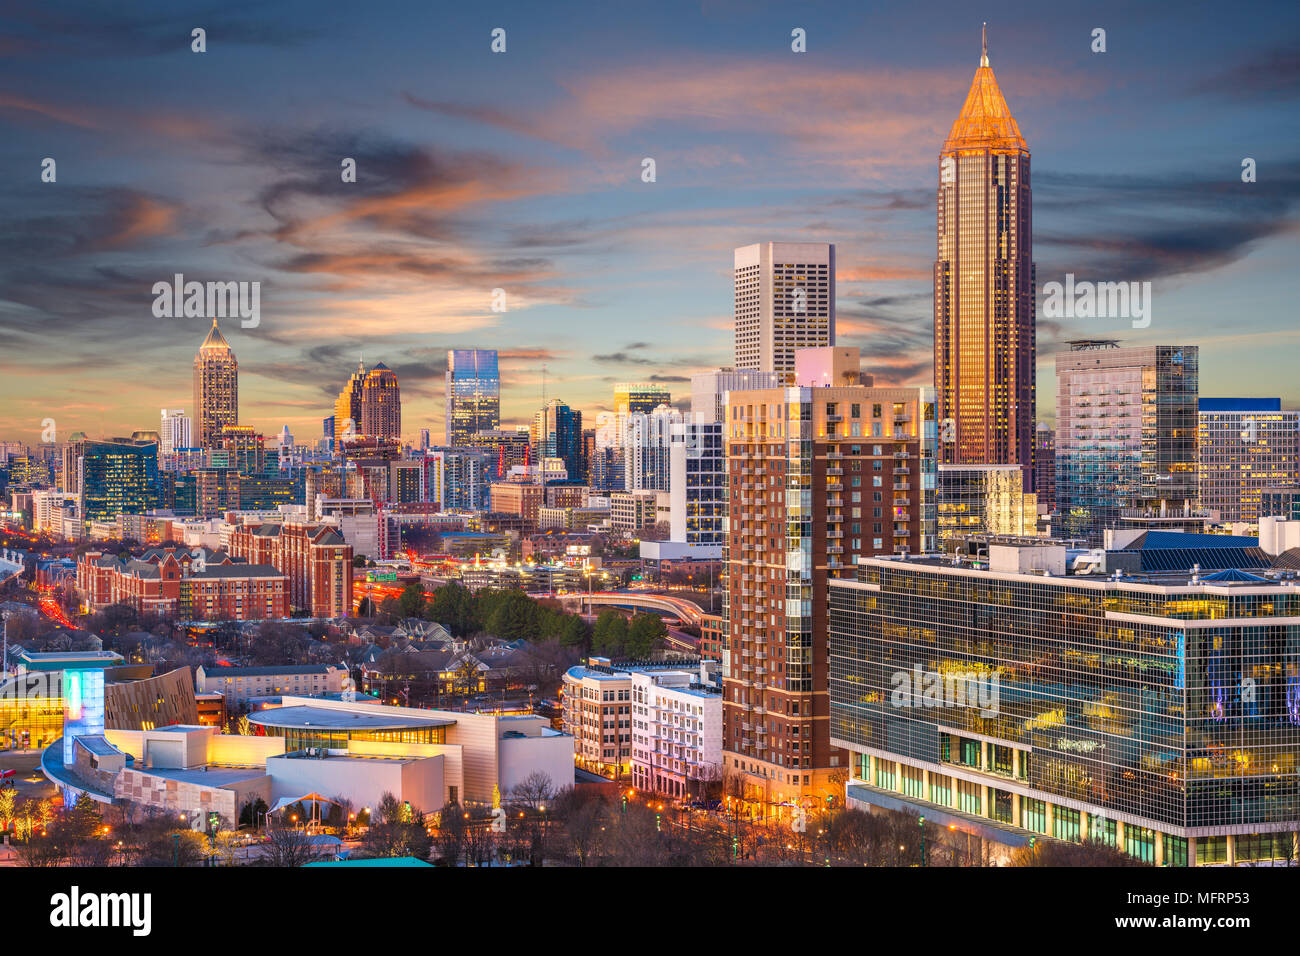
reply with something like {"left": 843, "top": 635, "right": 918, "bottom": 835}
{"left": 1, "top": 0, "right": 1296, "bottom": 445}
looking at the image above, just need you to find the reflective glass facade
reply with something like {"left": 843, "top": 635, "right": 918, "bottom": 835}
{"left": 829, "top": 555, "right": 1300, "bottom": 863}
{"left": 445, "top": 349, "right": 501, "bottom": 446}
{"left": 1057, "top": 344, "right": 1199, "bottom": 545}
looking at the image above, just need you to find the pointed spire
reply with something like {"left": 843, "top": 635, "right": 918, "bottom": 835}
{"left": 198, "top": 318, "right": 232, "bottom": 352}
{"left": 942, "top": 24, "right": 1027, "bottom": 153}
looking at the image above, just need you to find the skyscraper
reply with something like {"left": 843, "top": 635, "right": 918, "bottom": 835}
{"left": 334, "top": 360, "right": 367, "bottom": 439}
{"left": 1198, "top": 398, "right": 1300, "bottom": 523}
{"left": 734, "top": 242, "right": 835, "bottom": 380}
{"left": 722, "top": 347, "right": 937, "bottom": 812}
{"left": 446, "top": 349, "right": 501, "bottom": 446}
{"left": 78, "top": 438, "right": 160, "bottom": 525}
{"left": 934, "top": 27, "right": 1035, "bottom": 486}
{"left": 531, "top": 400, "right": 584, "bottom": 483}
{"left": 193, "top": 319, "right": 238, "bottom": 448}
{"left": 1056, "top": 341, "right": 1199, "bottom": 543}
{"left": 360, "top": 362, "right": 401, "bottom": 440}
{"left": 159, "top": 409, "right": 192, "bottom": 457}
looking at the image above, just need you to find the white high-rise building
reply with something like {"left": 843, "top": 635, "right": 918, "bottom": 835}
{"left": 733, "top": 241, "right": 835, "bottom": 379}
{"left": 160, "top": 409, "right": 192, "bottom": 457}
{"left": 690, "top": 368, "right": 782, "bottom": 423}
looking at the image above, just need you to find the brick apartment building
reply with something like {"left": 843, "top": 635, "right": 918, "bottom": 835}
{"left": 722, "top": 347, "right": 937, "bottom": 815}
{"left": 227, "top": 520, "right": 354, "bottom": 618}
{"left": 77, "top": 547, "right": 289, "bottom": 621}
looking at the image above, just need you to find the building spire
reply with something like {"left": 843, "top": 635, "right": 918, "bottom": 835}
{"left": 981, "top": 22, "right": 989, "bottom": 67}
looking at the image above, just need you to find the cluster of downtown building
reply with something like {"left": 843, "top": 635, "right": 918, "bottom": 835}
{"left": 3, "top": 38, "right": 1299, "bottom": 868}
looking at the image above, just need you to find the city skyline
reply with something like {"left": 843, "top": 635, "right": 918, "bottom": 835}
{"left": 2, "top": 0, "right": 1297, "bottom": 445}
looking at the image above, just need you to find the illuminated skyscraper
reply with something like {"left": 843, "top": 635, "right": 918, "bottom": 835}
{"left": 934, "top": 26, "right": 1035, "bottom": 487}
{"left": 360, "top": 363, "right": 401, "bottom": 440}
{"left": 160, "top": 409, "right": 192, "bottom": 457}
{"left": 334, "top": 360, "right": 367, "bottom": 439}
{"left": 531, "top": 400, "right": 584, "bottom": 483}
{"left": 193, "top": 319, "right": 239, "bottom": 448}
{"left": 446, "top": 349, "right": 501, "bottom": 446}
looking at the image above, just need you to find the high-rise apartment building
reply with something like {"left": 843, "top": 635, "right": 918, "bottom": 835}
{"left": 1198, "top": 398, "right": 1300, "bottom": 523}
{"left": 446, "top": 349, "right": 501, "bottom": 446}
{"left": 1056, "top": 341, "right": 1198, "bottom": 544}
{"left": 722, "top": 347, "right": 937, "bottom": 813}
{"left": 360, "top": 363, "right": 401, "bottom": 440}
{"left": 159, "top": 409, "right": 192, "bottom": 457}
{"left": 193, "top": 320, "right": 239, "bottom": 448}
{"left": 934, "top": 29, "right": 1035, "bottom": 485}
{"left": 734, "top": 242, "right": 835, "bottom": 380}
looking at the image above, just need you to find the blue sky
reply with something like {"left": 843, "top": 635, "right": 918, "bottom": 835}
{"left": 0, "top": 0, "right": 1296, "bottom": 444}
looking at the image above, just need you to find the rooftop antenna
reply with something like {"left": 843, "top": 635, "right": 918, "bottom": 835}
{"left": 981, "top": 22, "right": 989, "bottom": 67}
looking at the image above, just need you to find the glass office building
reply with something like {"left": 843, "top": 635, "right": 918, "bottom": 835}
{"left": 1056, "top": 342, "right": 1199, "bottom": 545}
{"left": 1198, "top": 398, "right": 1300, "bottom": 523}
{"left": 829, "top": 546, "right": 1300, "bottom": 865}
{"left": 937, "top": 464, "right": 1038, "bottom": 545}
{"left": 445, "top": 349, "right": 500, "bottom": 446}
{"left": 78, "top": 438, "right": 160, "bottom": 525}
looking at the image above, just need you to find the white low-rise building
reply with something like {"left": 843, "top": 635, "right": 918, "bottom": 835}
{"left": 629, "top": 662, "right": 722, "bottom": 799}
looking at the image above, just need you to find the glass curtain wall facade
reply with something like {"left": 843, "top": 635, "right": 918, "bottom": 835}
{"left": 829, "top": 555, "right": 1300, "bottom": 865}
{"left": 445, "top": 349, "right": 501, "bottom": 447}
{"left": 1057, "top": 344, "right": 1199, "bottom": 544}
{"left": 934, "top": 40, "right": 1035, "bottom": 486}
{"left": 1198, "top": 399, "right": 1300, "bottom": 523}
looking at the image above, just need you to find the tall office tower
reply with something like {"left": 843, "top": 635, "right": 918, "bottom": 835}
{"left": 322, "top": 416, "right": 335, "bottom": 440}
{"left": 1056, "top": 341, "right": 1198, "bottom": 544}
{"left": 159, "top": 409, "right": 192, "bottom": 457}
{"left": 531, "top": 400, "right": 584, "bottom": 484}
{"left": 934, "top": 28, "right": 1035, "bottom": 486}
{"left": 446, "top": 349, "right": 501, "bottom": 446}
{"left": 360, "top": 363, "right": 401, "bottom": 440}
{"left": 734, "top": 242, "right": 835, "bottom": 380}
{"left": 830, "top": 540, "right": 1300, "bottom": 867}
{"left": 1198, "top": 398, "right": 1300, "bottom": 523}
{"left": 722, "top": 347, "right": 937, "bottom": 812}
{"left": 581, "top": 428, "right": 596, "bottom": 485}
{"left": 78, "top": 438, "right": 160, "bottom": 525}
{"left": 621, "top": 405, "right": 682, "bottom": 492}
{"left": 334, "top": 360, "right": 367, "bottom": 438}
{"left": 419, "top": 428, "right": 430, "bottom": 452}
{"left": 1033, "top": 423, "right": 1056, "bottom": 512}
{"left": 613, "top": 383, "right": 671, "bottom": 415}
{"left": 936, "top": 463, "right": 1038, "bottom": 544}
{"left": 691, "top": 368, "right": 782, "bottom": 423}
{"left": 193, "top": 319, "right": 239, "bottom": 448}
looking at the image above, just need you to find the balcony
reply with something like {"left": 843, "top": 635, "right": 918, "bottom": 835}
{"left": 826, "top": 467, "right": 844, "bottom": 476}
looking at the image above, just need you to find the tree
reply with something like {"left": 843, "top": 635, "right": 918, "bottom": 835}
{"left": 487, "top": 589, "right": 540, "bottom": 641}
{"left": 1011, "top": 839, "right": 1148, "bottom": 867}
{"left": 357, "top": 791, "right": 431, "bottom": 860}
{"left": 626, "top": 613, "right": 667, "bottom": 658}
{"left": 559, "top": 614, "right": 590, "bottom": 651}
{"left": 397, "top": 582, "right": 427, "bottom": 620}
{"left": 260, "top": 821, "right": 326, "bottom": 867}
{"left": 0, "top": 784, "right": 15, "bottom": 832}
{"left": 453, "top": 657, "right": 481, "bottom": 697}
{"left": 591, "top": 610, "right": 627, "bottom": 656}
{"left": 509, "top": 771, "right": 557, "bottom": 866}
{"left": 239, "top": 796, "right": 269, "bottom": 829}
{"left": 426, "top": 582, "right": 477, "bottom": 636}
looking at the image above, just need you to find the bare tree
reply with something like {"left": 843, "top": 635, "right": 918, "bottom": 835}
{"left": 260, "top": 822, "right": 327, "bottom": 867}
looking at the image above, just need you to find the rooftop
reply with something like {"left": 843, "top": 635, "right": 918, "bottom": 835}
{"left": 247, "top": 705, "right": 455, "bottom": 732}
